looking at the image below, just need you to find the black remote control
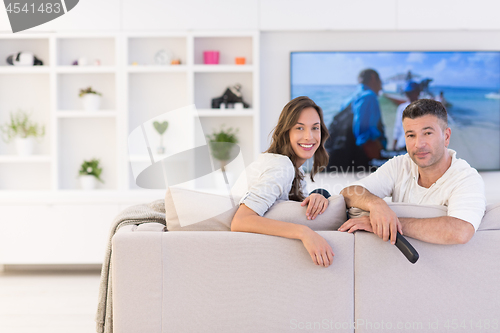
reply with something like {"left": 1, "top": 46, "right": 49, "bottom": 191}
{"left": 395, "top": 232, "right": 419, "bottom": 264}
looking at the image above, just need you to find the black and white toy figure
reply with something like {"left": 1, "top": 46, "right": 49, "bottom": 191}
{"left": 211, "top": 84, "right": 250, "bottom": 109}
{"left": 6, "top": 52, "right": 44, "bottom": 66}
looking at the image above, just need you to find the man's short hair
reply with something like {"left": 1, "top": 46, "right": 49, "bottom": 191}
{"left": 358, "top": 69, "right": 380, "bottom": 85}
{"left": 403, "top": 99, "right": 448, "bottom": 128}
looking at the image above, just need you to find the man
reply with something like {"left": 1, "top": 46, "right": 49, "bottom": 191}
{"left": 339, "top": 99, "right": 486, "bottom": 245}
{"left": 348, "top": 69, "right": 387, "bottom": 162}
{"left": 327, "top": 69, "right": 387, "bottom": 171}
{"left": 393, "top": 81, "right": 420, "bottom": 151}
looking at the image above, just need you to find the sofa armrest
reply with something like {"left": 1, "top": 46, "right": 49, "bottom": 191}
{"left": 112, "top": 229, "right": 164, "bottom": 333}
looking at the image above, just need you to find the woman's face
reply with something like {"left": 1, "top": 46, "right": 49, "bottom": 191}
{"left": 289, "top": 107, "right": 321, "bottom": 166}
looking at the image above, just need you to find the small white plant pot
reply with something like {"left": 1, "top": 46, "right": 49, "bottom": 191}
{"left": 15, "top": 137, "right": 35, "bottom": 156}
{"left": 80, "top": 175, "right": 97, "bottom": 190}
{"left": 82, "top": 94, "right": 101, "bottom": 111}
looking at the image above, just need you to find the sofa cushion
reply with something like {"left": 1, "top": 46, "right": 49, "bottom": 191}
{"left": 166, "top": 187, "right": 347, "bottom": 231}
{"left": 264, "top": 195, "right": 347, "bottom": 231}
{"left": 165, "top": 187, "right": 238, "bottom": 231}
{"left": 478, "top": 202, "right": 500, "bottom": 231}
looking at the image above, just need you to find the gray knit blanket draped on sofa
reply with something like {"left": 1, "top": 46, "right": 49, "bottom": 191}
{"left": 95, "top": 199, "right": 166, "bottom": 333}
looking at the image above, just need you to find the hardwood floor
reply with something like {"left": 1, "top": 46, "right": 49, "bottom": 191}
{"left": 0, "top": 268, "right": 101, "bottom": 333}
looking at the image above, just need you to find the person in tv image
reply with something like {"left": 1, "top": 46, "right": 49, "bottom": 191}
{"left": 231, "top": 96, "right": 335, "bottom": 267}
{"left": 435, "top": 90, "right": 449, "bottom": 109}
{"left": 325, "top": 68, "right": 387, "bottom": 171}
{"left": 393, "top": 81, "right": 421, "bottom": 151}
{"left": 338, "top": 99, "right": 486, "bottom": 245}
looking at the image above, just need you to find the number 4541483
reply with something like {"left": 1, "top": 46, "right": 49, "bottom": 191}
{"left": 6, "top": 3, "right": 62, "bottom": 14}
{"left": 444, "top": 319, "right": 498, "bottom": 330}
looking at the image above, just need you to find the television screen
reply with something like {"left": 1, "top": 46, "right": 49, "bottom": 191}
{"left": 291, "top": 51, "right": 500, "bottom": 171}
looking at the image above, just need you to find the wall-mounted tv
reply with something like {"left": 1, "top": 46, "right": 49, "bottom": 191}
{"left": 291, "top": 51, "right": 500, "bottom": 171}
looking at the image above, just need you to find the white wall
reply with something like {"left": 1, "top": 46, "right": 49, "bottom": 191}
{"left": 0, "top": 0, "right": 260, "bottom": 32}
{"left": 259, "top": 0, "right": 500, "bottom": 31}
{"left": 3, "top": 0, "right": 500, "bottom": 33}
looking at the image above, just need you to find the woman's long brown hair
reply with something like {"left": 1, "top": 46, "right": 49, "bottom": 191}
{"left": 265, "top": 96, "right": 329, "bottom": 201}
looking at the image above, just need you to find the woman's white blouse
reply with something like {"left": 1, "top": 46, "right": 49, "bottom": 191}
{"left": 232, "top": 153, "right": 307, "bottom": 216}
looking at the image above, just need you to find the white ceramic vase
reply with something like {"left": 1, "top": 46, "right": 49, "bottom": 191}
{"left": 80, "top": 175, "right": 97, "bottom": 190}
{"left": 15, "top": 137, "right": 35, "bottom": 156}
{"left": 82, "top": 94, "right": 101, "bottom": 111}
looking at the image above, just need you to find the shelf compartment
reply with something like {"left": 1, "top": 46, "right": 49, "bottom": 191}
{"left": 128, "top": 37, "right": 187, "bottom": 66}
{"left": 0, "top": 73, "right": 51, "bottom": 156}
{"left": 194, "top": 72, "right": 253, "bottom": 109}
{"left": 194, "top": 36, "right": 253, "bottom": 65}
{"left": 57, "top": 73, "right": 116, "bottom": 111}
{"left": 128, "top": 72, "right": 189, "bottom": 132}
{"left": 58, "top": 118, "right": 117, "bottom": 190}
{"left": 57, "top": 37, "right": 116, "bottom": 66}
{"left": 192, "top": 116, "right": 255, "bottom": 189}
{"left": 0, "top": 38, "right": 50, "bottom": 67}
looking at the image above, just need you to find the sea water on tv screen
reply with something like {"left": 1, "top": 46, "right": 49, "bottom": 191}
{"left": 291, "top": 51, "right": 500, "bottom": 171}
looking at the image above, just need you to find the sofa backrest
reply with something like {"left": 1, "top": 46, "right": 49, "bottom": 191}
{"left": 350, "top": 202, "right": 500, "bottom": 231}
{"left": 479, "top": 202, "right": 500, "bottom": 231}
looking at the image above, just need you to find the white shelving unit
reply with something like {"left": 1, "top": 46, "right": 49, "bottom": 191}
{"left": 0, "top": 31, "right": 260, "bottom": 265}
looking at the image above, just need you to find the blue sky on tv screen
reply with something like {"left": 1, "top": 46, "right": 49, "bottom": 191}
{"left": 291, "top": 52, "right": 500, "bottom": 89}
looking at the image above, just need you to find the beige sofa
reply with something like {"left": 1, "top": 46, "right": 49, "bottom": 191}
{"left": 111, "top": 199, "right": 500, "bottom": 333}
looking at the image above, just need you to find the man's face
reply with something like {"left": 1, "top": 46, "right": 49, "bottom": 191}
{"left": 403, "top": 114, "right": 451, "bottom": 169}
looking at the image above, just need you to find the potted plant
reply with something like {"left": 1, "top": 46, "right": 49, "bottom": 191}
{"left": 153, "top": 120, "right": 169, "bottom": 154}
{"left": 79, "top": 86, "right": 102, "bottom": 111}
{"left": 206, "top": 125, "right": 239, "bottom": 187}
{"left": 78, "top": 158, "right": 104, "bottom": 190}
{"left": 0, "top": 110, "right": 45, "bottom": 156}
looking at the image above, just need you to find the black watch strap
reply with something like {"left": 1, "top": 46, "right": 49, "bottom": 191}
{"left": 309, "top": 188, "right": 331, "bottom": 199}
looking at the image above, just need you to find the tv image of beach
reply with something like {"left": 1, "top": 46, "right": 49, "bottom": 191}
{"left": 291, "top": 51, "right": 500, "bottom": 171}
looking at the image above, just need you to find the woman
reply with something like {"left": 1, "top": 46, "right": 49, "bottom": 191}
{"left": 231, "top": 96, "right": 334, "bottom": 267}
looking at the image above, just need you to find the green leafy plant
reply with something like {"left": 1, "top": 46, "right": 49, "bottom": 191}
{"left": 206, "top": 125, "right": 239, "bottom": 169}
{"left": 0, "top": 110, "right": 45, "bottom": 143}
{"left": 78, "top": 158, "right": 104, "bottom": 183}
{"left": 79, "top": 86, "right": 102, "bottom": 98}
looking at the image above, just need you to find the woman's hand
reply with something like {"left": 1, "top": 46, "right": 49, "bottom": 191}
{"left": 338, "top": 216, "right": 374, "bottom": 233}
{"left": 300, "top": 227, "right": 334, "bottom": 267}
{"left": 301, "top": 193, "right": 329, "bottom": 220}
